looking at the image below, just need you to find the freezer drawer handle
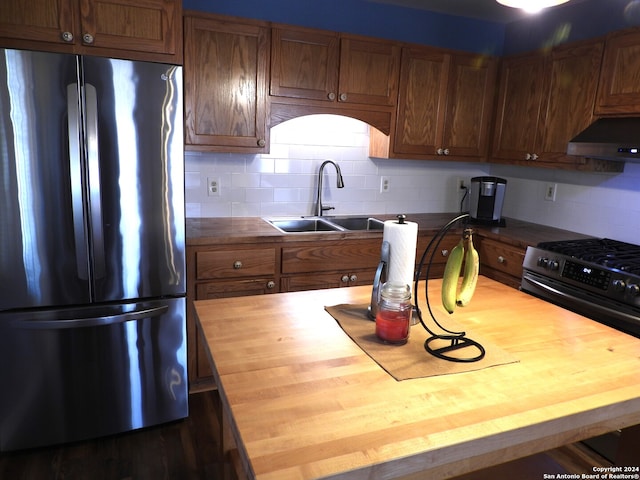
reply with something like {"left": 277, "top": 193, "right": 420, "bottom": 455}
{"left": 14, "top": 305, "right": 169, "bottom": 330}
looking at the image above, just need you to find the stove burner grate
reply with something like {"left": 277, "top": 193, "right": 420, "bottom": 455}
{"left": 537, "top": 238, "right": 640, "bottom": 275}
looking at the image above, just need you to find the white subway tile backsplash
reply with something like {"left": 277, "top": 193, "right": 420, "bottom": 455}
{"left": 185, "top": 115, "right": 640, "bottom": 244}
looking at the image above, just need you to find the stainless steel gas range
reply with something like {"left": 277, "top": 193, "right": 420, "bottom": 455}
{"left": 521, "top": 237, "right": 640, "bottom": 339}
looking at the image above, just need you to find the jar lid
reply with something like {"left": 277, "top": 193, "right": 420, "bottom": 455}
{"left": 381, "top": 282, "right": 411, "bottom": 300}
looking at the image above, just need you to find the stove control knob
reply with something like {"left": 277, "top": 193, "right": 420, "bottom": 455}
{"left": 537, "top": 257, "right": 548, "bottom": 267}
{"left": 548, "top": 260, "right": 559, "bottom": 270}
{"left": 626, "top": 283, "right": 640, "bottom": 297}
{"left": 612, "top": 279, "right": 626, "bottom": 292}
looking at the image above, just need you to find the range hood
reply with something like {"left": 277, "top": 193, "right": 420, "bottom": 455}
{"left": 567, "top": 117, "right": 640, "bottom": 162}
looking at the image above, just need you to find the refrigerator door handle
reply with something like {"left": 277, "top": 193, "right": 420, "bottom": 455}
{"left": 12, "top": 304, "right": 169, "bottom": 330}
{"left": 67, "top": 83, "right": 90, "bottom": 281}
{"left": 85, "top": 83, "right": 106, "bottom": 280}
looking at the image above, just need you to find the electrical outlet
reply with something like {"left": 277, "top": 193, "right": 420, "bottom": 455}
{"left": 544, "top": 183, "right": 557, "bottom": 201}
{"left": 457, "top": 177, "right": 466, "bottom": 190}
{"left": 207, "top": 177, "right": 220, "bottom": 197}
{"left": 380, "top": 176, "right": 390, "bottom": 193}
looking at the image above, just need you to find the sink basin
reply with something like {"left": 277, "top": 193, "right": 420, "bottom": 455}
{"left": 267, "top": 218, "right": 344, "bottom": 233}
{"left": 325, "top": 216, "right": 385, "bottom": 231}
{"left": 266, "top": 216, "right": 385, "bottom": 233}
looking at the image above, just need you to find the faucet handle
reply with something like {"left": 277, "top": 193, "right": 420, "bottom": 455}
{"left": 321, "top": 204, "right": 335, "bottom": 212}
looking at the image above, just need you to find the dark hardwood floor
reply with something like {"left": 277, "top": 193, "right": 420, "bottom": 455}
{"left": 0, "top": 391, "right": 223, "bottom": 480}
{"left": 0, "top": 390, "right": 613, "bottom": 480}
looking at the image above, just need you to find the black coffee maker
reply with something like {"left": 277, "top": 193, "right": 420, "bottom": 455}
{"left": 469, "top": 176, "right": 506, "bottom": 226}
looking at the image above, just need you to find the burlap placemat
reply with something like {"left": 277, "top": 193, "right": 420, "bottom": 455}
{"left": 325, "top": 303, "right": 519, "bottom": 381}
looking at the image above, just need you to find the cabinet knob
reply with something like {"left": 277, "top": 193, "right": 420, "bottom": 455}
{"left": 61, "top": 31, "right": 74, "bottom": 42}
{"left": 257, "top": 138, "right": 266, "bottom": 147}
{"left": 339, "top": 93, "right": 347, "bottom": 102}
{"left": 266, "top": 280, "right": 275, "bottom": 289}
{"left": 82, "top": 33, "right": 94, "bottom": 44}
{"left": 497, "top": 256, "right": 505, "bottom": 264}
{"left": 327, "top": 92, "right": 336, "bottom": 101}
{"left": 349, "top": 274, "right": 358, "bottom": 283}
{"left": 441, "top": 249, "right": 449, "bottom": 257}
{"left": 233, "top": 260, "right": 243, "bottom": 269}
{"left": 530, "top": 153, "right": 538, "bottom": 160}
{"left": 437, "top": 148, "right": 450, "bottom": 155}
{"left": 341, "top": 275, "right": 350, "bottom": 283}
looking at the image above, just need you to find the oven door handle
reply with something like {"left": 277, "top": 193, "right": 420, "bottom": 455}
{"left": 523, "top": 272, "right": 640, "bottom": 326}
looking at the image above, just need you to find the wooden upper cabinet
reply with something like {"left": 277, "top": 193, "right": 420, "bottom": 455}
{"left": 393, "top": 47, "right": 449, "bottom": 156}
{"left": 595, "top": 29, "right": 640, "bottom": 114}
{"left": 270, "top": 25, "right": 400, "bottom": 107}
{"left": 380, "top": 46, "right": 496, "bottom": 161}
{"left": 0, "top": 0, "right": 77, "bottom": 45}
{"left": 537, "top": 41, "right": 603, "bottom": 163}
{"left": 491, "top": 52, "right": 546, "bottom": 162}
{"left": 338, "top": 35, "right": 400, "bottom": 106}
{"left": 183, "top": 14, "right": 269, "bottom": 152}
{"left": 491, "top": 39, "right": 614, "bottom": 170}
{"left": 270, "top": 27, "right": 339, "bottom": 101}
{"left": 0, "top": 0, "right": 181, "bottom": 62}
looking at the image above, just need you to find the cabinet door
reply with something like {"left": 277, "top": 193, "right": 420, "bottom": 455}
{"left": 538, "top": 40, "right": 603, "bottom": 164}
{"left": 595, "top": 30, "right": 640, "bottom": 114}
{"left": 79, "top": 0, "right": 178, "bottom": 55}
{"left": 394, "top": 47, "right": 449, "bottom": 155}
{"left": 491, "top": 53, "right": 545, "bottom": 162}
{"left": 338, "top": 35, "right": 400, "bottom": 106}
{"left": 0, "top": 0, "right": 77, "bottom": 46}
{"left": 441, "top": 54, "right": 497, "bottom": 159}
{"left": 184, "top": 15, "right": 269, "bottom": 152}
{"left": 270, "top": 26, "right": 339, "bottom": 102}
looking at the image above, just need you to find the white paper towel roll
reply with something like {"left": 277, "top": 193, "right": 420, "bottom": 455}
{"left": 382, "top": 219, "right": 418, "bottom": 294}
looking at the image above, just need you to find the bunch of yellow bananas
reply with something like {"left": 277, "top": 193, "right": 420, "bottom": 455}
{"left": 441, "top": 229, "right": 479, "bottom": 314}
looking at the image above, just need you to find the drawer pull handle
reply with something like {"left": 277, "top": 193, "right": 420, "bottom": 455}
{"left": 341, "top": 275, "right": 349, "bottom": 283}
{"left": 349, "top": 274, "right": 358, "bottom": 283}
{"left": 267, "top": 281, "right": 275, "bottom": 289}
{"left": 233, "top": 260, "right": 243, "bottom": 269}
{"left": 498, "top": 256, "right": 505, "bottom": 264}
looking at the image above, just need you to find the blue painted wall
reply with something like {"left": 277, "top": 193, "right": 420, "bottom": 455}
{"left": 183, "top": 0, "right": 505, "bottom": 55}
{"left": 183, "top": 0, "right": 640, "bottom": 55}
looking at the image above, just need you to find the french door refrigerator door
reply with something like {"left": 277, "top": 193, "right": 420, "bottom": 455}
{"left": 79, "top": 55, "right": 185, "bottom": 302}
{"left": 0, "top": 49, "right": 91, "bottom": 310}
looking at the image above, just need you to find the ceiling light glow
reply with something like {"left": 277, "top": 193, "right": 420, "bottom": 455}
{"left": 496, "top": 0, "right": 571, "bottom": 13}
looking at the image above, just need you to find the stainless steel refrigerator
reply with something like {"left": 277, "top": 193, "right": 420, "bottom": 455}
{"left": 0, "top": 48, "right": 187, "bottom": 451}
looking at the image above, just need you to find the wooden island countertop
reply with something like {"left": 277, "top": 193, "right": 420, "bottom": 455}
{"left": 194, "top": 277, "right": 640, "bottom": 479}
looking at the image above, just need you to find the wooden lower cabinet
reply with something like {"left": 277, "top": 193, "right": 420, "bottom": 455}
{"left": 477, "top": 237, "right": 526, "bottom": 289}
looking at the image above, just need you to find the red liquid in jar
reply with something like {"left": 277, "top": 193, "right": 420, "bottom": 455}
{"left": 375, "top": 309, "right": 410, "bottom": 344}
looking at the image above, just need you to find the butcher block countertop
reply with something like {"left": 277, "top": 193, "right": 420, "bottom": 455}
{"left": 186, "top": 214, "right": 589, "bottom": 247}
{"left": 194, "top": 277, "right": 640, "bottom": 479}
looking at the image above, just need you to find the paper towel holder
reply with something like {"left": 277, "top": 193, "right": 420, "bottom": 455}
{"left": 414, "top": 213, "right": 486, "bottom": 363}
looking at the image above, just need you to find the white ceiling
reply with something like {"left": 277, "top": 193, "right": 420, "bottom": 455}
{"left": 366, "top": 0, "right": 588, "bottom": 23}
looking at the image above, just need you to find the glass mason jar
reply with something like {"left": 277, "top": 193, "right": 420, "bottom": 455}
{"left": 375, "top": 282, "right": 412, "bottom": 344}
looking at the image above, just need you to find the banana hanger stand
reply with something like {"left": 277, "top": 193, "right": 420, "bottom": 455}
{"left": 413, "top": 213, "right": 486, "bottom": 362}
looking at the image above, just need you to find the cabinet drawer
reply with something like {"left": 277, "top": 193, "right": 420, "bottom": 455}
{"left": 479, "top": 239, "right": 525, "bottom": 279}
{"left": 282, "top": 269, "right": 376, "bottom": 292}
{"left": 196, "top": 248, "right": 276, "bottom": 280}
{"left": 281, "top": 241, "right": 380, "bottom": 274}
{"left": 196, "top": 278, "right": 277, "bottom": 299}
{"left": 416, "top": 234, "right": 461, "bottom": 265}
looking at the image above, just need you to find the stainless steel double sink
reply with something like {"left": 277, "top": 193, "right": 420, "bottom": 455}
{"left": 265, "top": 216, "right": 385, "bottom": 233}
